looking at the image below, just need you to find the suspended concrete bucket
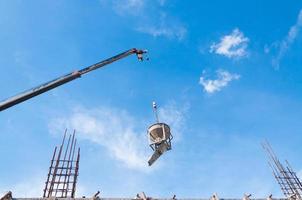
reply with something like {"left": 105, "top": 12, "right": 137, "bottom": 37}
{"left": 147, "top": 102, "right": 173, "bottom": 166}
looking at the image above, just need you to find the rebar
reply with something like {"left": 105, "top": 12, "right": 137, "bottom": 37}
{"left": 262, "top": 141, "right": 302, "bottom": 199}
{"left": 43, "top": 130, "right": 80, "bottom": 198}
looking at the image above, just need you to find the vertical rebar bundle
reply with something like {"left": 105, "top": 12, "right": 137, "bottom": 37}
{"left": 262, "top": 141, "right": 302, "bottom": 199}
{"left": 43, "top": 130, "right": 80, "bottom": 198}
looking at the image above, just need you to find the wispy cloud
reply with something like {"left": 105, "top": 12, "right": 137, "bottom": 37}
{"left": 112, "top": 0, "right": 145, "bottom": 15}
{"left": 269, "top": 9, "right": 302, "bottom": 69}
{"left": 48, "top": 103, "right": 186, "bottom": 172}
{"left": 136, "top": 16, "right": 187, "bottom": 41}
{"left": 210, "top": 28, "right": 249, "bottom": 58}
{"left": 199, "top": 69, "right": 240, "bottom": 94}
{"left": 108, "top": 0, "right": 167, "bottom": 14}
{"left": 49, "top": 106, "right": 149, "bottom": 172}
{"left": 158, "top": 101, "right": 188, "bottom": 142}
{"left": 101, "top": 0, "right": 187, "bottom": 41}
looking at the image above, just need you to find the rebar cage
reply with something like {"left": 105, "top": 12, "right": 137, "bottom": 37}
{"left": 43, "top": 130, "right": 80, "bottom": 198}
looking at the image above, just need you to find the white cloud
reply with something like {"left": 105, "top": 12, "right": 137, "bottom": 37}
{"left": 158, "top": 102, "right": 188, "bottom": 142}
{"left": 112, "top": 0, "right": 145, "bottom": 15}
{"left": 271, "top": 9, "right": 302, "bottom": 69}
{"left": 101, "top": 0, "right": 187, "bottom": 41}
{"left": 48, "top": 103, "right": 186, "bottom": 172}
{"left": 210, "top": 28, "right": 249, "bottom": 58}
{"left": 199, "top": 69, "right": 240, "bottom": 94}
{"left": 136, "top": 12, "right": 187, "bottom": 40}
{"left": 49, "top": 107, "right": 148, "bottom": 171}
{"left": 137, "top": 23, "right": 187, "bottom": 41}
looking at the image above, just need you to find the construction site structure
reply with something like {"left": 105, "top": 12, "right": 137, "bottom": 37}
{"left": 147, "top": 101, "right": 173, "bottom": 166}
{"left": 0, "top": 36, "right": 297, "bottom": 200}
{"left": 43, "top": 130, "right": 80, "bottom": 198}
{"left": 0, "top": 139, "right": 294, "bottom": 200}
{"left": 0, "top": 191, "right": 285, "bottom": 200}
{"left": 262, "top": 141, "right": 302, "bottom": 200}
{"left": 0, "top": 48, "right": 147, "bottom": 112}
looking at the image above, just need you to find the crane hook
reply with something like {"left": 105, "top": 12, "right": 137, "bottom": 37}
{"left": 135, "top": 49, "right": 149, "bottom": 61}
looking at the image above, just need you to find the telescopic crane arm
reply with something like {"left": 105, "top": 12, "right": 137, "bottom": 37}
{"left": 0, "top": 48, "right": 147, "bottom": 112}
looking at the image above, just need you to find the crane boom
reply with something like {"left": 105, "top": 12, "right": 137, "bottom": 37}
{"left": 0, "top": 48, "right": 147, "bottom": 112}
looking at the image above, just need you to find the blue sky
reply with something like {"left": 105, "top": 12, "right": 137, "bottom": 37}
{"left": 1, "top": 0, "right": 302, "bottom": 198}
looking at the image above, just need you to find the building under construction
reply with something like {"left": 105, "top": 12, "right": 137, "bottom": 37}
{"left": 0, "top": 50, "right": 301, "bottom": 200}
{"left": 1, "top": 131, "right": 300, "bottom": 200}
